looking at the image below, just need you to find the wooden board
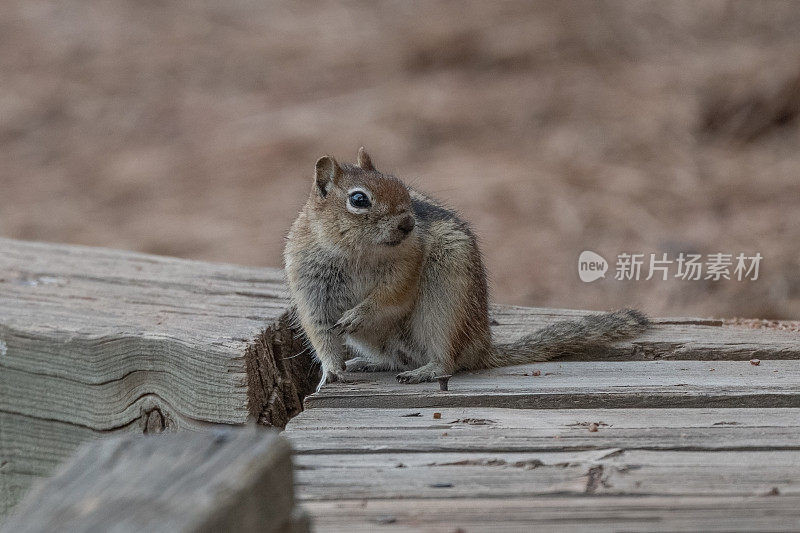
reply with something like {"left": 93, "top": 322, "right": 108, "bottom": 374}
{"left": 1, "top": 427, "right": 306, "bottom": 533}
{"left": 286, "top": 407, "right": 800, "bottom": 453}
{"left": 291, "top": 290, "right": 800, "bottom": 530}
{"left": 293, "top": 448, "right": 800, "bottom": 499}
{"left": 489, "top": 305, "right": 800, "bottom": 361}
{"left": 301, "top": 496, "right": 800, "bottom": 533}
{"left": 305, "top": 360, "right": 800, "bottom": 409}
{"left": 0, "top": 238, "right": 315, "bottom": 516}
{"left": 297, "top": 372, "right": 800, "bottom": 530}
{"left": 5, "top": 238, "right": 800, "bottom": 528}
{"left": 289, "top": 407, "right": 800, "bottom": 530}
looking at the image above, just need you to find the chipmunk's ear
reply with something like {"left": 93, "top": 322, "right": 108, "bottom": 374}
{"left": 356, "top": 146, "right": 375, "bottom": 171}
{"left": 314, "top": 155, "right": 341, "bottom": 197}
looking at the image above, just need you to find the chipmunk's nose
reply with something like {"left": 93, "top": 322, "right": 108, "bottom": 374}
{"left": 397, "top": 214, "right": 415, "bottom": 234}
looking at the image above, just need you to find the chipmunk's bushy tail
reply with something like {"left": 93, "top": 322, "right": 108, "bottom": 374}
{"left": 487, "top": 309, "right": 649, "bottom": 367}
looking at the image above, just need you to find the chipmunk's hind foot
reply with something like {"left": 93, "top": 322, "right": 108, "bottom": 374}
{"left": 396, "top": 362, "right": 445, "bottom": 384}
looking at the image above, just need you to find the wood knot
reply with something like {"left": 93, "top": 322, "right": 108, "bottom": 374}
{"left": 141, "top": 406, "right": 166, "bottom": 434}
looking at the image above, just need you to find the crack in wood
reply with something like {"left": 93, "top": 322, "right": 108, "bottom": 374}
{"left": 246, "top": 311, "right": 319, "bottom": 428}
{"left": 446, "top": 418, "right": 497, "bottom": 425}
{"left": 597, "top": 449, "right": 625, "bottom": 460}
{"left": 584, "top": 464, "right": 606, "bottom": 493}
{"left": 426, "top": 458, "right": 545, "bottom": 469}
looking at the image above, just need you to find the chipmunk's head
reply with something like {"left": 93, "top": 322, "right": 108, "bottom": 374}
{"left": 309, "top": 147, "right": 416, "bottom": 251}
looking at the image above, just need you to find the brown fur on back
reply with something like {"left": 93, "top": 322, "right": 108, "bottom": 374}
{"left": 284, "top": 148, "right": 650, "bottom": 389}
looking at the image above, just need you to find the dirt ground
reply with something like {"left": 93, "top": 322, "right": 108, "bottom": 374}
{"left": 2, "top": 1, "right": 800, "bottom": 319}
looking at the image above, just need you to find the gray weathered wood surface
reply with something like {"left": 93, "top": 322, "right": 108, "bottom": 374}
{"left": 490, "top": 305, "right": 800, "bottom": 360}
{"left": 301, "top": 496, "right": 800, "bottom": 532}
{"left": 4, "top": 238, "right": 800, "bottom": 529}
{"left": 306, "top": 360, "right": 800, "bottom": 409}
{"left": 0, "top": 238, "right": 317, "bottom": 517}
{"left": 286, "top": 407, "right": 800, "bottom": 453}
{"left": 290, "top": 313, "right": 800, "bottom": 530}
{"left": 1, "top": 426, "right": 308, "bottom": 533}
{"left": 293, "top": 449, "right": 800, "bottom": 499}
{"left": 287, "top": 407, "right": 800, "bottom": 500}
{"left": 288, "top": 404, "right": 800, "bottom": 531}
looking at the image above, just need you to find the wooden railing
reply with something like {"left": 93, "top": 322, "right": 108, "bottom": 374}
{"left": 0, "top": 238, "right": 318, "bottom": 518}
{"left": 3, "top": 237, "right": 800, "bottom": 530}
{"left": 1, "top": 427, "right": 309, "bottom": 533}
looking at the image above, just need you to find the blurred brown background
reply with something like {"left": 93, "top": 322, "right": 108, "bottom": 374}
{"left": 2, "top": 1, "right": 799, "bottom": 319}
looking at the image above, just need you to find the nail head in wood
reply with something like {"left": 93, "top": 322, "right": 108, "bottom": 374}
{"left": 435, "top": 374, "right": 453, "bottom": 391}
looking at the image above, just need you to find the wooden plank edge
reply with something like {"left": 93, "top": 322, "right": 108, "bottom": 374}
{"left": 245, "top": 310, "right": 319, "bottom": 428}
{"left": 306, "top": 391, "right": 800, "bottom": 410}
{"left": 301, "top": 496, "right": 800, "bottom": 532}
{"left": 1, "top": 426, "right": 301, "bottom": 533}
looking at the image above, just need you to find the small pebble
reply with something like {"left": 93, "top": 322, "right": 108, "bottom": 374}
{"left": 433, "top": 412, "right": 441, "bottom": 419}
{"left": 375, "top": 515, "right": 396, "bottom": 524}
{"left": 750, "top": 359, "right": 761, "bottom": 366}
{"left": 532, "top": 370, "right": 541, "bottom": 377}
{"left": 588, "top": 423, "right": 599, "bottom": 432}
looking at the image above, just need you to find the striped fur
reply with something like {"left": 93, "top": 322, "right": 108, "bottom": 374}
{"left": 284, "top": 149, "right": 650, "bottom": 390}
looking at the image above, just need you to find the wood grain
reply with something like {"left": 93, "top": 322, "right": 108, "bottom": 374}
{"left": 306, "top": 360, "right": 800, "bottom": 409}
{"left": 293, "top": 293, "right": 800, "bottom": 530}
{"left": 490, "top": 305, "right": 800, "bottom": 360}
{"left": 293, "top": 448, "right": 800, "bottom": 500}
{"left": 0, "top": 238, "right": 316, "bottom": 516}
{"left": 286, "top": 407, "right": 800, "bottom": 453}
{"left": 302, "top": 496, "right": 800, "bottom": 532}
{"left": 1, "top": 427, "right": 307, "bottom": 533}
{"left": 5, "top": 237, "right": 800, "bottom": 529}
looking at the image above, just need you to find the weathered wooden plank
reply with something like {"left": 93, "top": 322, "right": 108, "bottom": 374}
{"left": 0, "top": 238, "right": 314, "bottom": 427}
{"left": 289, "top": 407, "right": 800, "bottom": 527}
{"left": 306, "top": 360, "right": 800, "bottom": 409}
{"left": 0, "top": 473, "right": 37, "bottom": 523}
{"left": 0, "top": 406, "right": 216, "bottom": 515}
{"left": 1, "top": 427, "right": 304, "bottom": 533}
{"left": 302, "top": 496, "right": 800, "bottom": 532}
{"left": 285, "top": 407, "right": 800, "bottom": 453}
{"left": 490, "top": 305, "right": 800, "bottom": 360}
{"left": 4, "top": 237, "right": 799, "bottom": 526}
{"left": 0, "top": 390, "right": 215, "bottom": 517}
{"left": 0, "top": 238, "right": 315, "bottom": 516}
{"left": 290, "top": 407, "right": 800, "bottom": 432}
{"left": 293, "top": 449, "right": 800, "bottom": 500}
{"left": 293, "top": 307, "right": 800, "bottom": 530}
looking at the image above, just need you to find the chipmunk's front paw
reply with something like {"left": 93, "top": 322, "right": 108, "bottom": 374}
{"left": 317, "top": 367, "right": 347, "bottom": 392}
{"left": 330, "top": 306, "right": 368, "bottom": 336}
{"left": 345, "top": 357, "right": 383, "bottom": 372}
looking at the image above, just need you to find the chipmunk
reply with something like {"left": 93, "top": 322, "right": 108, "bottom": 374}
{"left": 284, "top": 148, "right": 650, "bottom": 391}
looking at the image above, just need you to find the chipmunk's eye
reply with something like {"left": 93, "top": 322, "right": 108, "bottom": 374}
{"left": 348, "top": 190, "right": 371, "bottom": 209}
